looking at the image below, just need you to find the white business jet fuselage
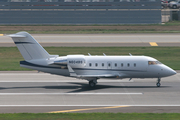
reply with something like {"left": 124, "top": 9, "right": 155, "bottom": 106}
{"left": 9, "top": 32, "right": 176, "bottom": 87}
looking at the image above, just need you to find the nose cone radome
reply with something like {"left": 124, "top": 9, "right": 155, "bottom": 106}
{"left": 169, "top": 69, "right": 177, "bottom": 76}
{"left": 161, "top": 65, "right": 176, "bottom": 77}
{"left": 164, "top": 66, "right": 176, "bottom": 77}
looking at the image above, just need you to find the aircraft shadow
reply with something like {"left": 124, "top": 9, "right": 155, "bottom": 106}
{"left": 65, "top": 82, "right": 170, "bottom": 92}
{"left": 0, "top": 82, "right": 170, "bottom": 93}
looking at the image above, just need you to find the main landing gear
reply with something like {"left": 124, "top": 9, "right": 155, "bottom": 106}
{"left": 89, "top": 79, "right": 97, "bottom": 88}
{"left": 156, "top": 78, "right": 161, "bottom": 87}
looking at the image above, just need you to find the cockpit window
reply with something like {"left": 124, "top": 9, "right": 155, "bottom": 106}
{"left": 148, "top": 61, "right": 162, "bottom": 65}
{"left": 156, "top": 61, "right": 162, "bottom": 64}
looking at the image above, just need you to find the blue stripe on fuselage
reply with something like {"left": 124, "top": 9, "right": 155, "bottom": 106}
{"left": 20, "top": 61, "right": 61, "bottom": 69}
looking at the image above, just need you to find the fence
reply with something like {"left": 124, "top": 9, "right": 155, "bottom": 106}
{"left": 161, "top": 9, "right": 180, "bottom": 22}
{"left": 0, "top": 1, "right": 161, "bottom": 24}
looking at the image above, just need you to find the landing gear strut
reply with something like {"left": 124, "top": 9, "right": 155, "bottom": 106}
{"left": 156, "top": 78, "right": 161, "bottom": 87}
{"left": 89, "top": 79, "right": 97, "bottom": 88}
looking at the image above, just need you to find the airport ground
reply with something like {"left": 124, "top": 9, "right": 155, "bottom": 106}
{"left": 0, "top": 32, "right": 180, "bottom": 115}
{"left": 1, "top": 33, "right": 180, "bottom": 47}
{"left": 0, "top": 71, "right": 180, "bottom": 113}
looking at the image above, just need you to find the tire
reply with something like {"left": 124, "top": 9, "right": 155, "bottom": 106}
{"left": 89, "top": 81, "right": 96, "bottom": 87}
{"left": 156, "top": 83, "right": 161, "bottom": 87}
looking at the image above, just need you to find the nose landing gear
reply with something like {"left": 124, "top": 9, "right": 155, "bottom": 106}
{"left": 156, "top": 78, "right": 161, "bottom": 87}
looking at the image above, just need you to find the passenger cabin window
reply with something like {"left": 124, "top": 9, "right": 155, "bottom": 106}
{"left": 121, "top": 63, "right": 123, "bottom": 67}
{"left": 108, "top": 63, "right": 111, "bottom": 67}
{"left": 134, "top": 63, "right": 136, "bottom": 67}
{"left": 127, "top": 63, "right": 130, "bottom": 67}
{"left": 115, "top": 63, "right": 117, "bottom": 67}
{"left": 89, "top": 63, "right": 92, "bottom": 67}
{"left": 148, "top": 61, "right": 162, "bottom": 65}
{"left": 95, "top": 63, "right": 98, "bottom": 67}
{"left": 102, "top": 63, "right": 104, "bottom": 67}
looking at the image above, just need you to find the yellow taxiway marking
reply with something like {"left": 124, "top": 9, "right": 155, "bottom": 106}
{"left": 149, "top": 42, "right": 158, "bottom": 46}
{"left": 49, "top": 106, "right": 129, "bottom": 113}
{"left": 0, "top": 34, "right": 3, "bottom": 36}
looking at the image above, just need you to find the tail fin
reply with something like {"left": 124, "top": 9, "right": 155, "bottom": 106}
{"left": 8, "top": 32, "right": 50, "bottom": 60}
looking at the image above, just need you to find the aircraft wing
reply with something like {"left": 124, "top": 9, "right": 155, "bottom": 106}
{"left": 67, "top": 65, "right": 121, "bottom": 78}
{"left": 76, "top": 74, "right": 118, "bottom": 78}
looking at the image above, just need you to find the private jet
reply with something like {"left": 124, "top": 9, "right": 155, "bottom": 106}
{"left": 8, "top": 32, "right": 176, "bottom": 87}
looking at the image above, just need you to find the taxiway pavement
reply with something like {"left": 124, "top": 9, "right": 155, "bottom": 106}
{"left": 0, "top": 71, "right": 180, "bottom": 113}
{"left": 0, "top": 34, "right": 180, "bottom": 47}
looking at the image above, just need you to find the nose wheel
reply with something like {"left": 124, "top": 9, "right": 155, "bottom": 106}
{"left": 89, "top": 79, "right": 97, "bottom": 88}
{"left": 156, "top": 78, "right": 161, "bottom": 87}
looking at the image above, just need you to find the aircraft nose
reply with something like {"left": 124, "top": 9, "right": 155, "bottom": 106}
{"left": 161, "top": 65, "right": 176, "bottom": 77}
{"left": 166, "top": 67, "right": 176, "bottom": 76}
{"left": 169, "top": 69, "right": 177, "bottom": 76}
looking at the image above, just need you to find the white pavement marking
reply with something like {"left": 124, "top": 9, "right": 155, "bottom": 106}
{"left": 0, "top": 93, "right": 143, "bottom": 95}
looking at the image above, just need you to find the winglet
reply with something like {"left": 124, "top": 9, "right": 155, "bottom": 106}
{"left": 67, "top": 65, "right": 77, "bottom": 76}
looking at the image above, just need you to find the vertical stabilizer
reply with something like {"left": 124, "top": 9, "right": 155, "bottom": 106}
{"left": 8, "top": 32, "right": 50, "bottom": 60}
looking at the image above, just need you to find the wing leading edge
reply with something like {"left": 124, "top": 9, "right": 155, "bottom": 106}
{"left": 67, "top": 65, "right": 121, "bottom": 78}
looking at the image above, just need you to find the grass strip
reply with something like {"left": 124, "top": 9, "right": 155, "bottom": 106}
{"left": 1, "top": 21, "right": 180, "bottom": 34}
{"left": 0, "top": 47, "right": 179, "bottom": 71}
{"left": 0, "top": 113, "right": 180, "bottom": 120}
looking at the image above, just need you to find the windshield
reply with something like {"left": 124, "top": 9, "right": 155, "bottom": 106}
{"left": 148, "top": 61, "right": 162, "bottom": 65}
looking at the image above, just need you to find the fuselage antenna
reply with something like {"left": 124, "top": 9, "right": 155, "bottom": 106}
{"left": 88, "top": 53, "right": 91, "bottom": 56}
